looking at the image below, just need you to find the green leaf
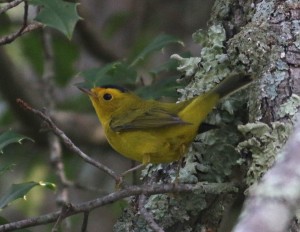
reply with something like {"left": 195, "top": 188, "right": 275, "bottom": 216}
{"left": 53, "top": 36, "right": 79, "bottom": 86}
{"left": 149, "top": 59, "right": 178, "bottom": 76}
{"left": 149, "top": 51, "right": 191, "bottom": 77}
{"left": 130, "top": 34, "right": 183, "bottom": 67}
{"left": 0, "top": 182, "right": 38, "bottom": 209}
{"left": 20, "top": 32, "right": 43, "bottom": 76}
{"left": 0, "top": 216, "right": 8, "bottom": 224}
{"left": 136, "top": 76, "right": 184, "bottom": 100}
{"left": 0, "top": 131, "right": 33, "bottom": 153}
{"left": 29, "top": 0, "right": 81, "bottom": 39}
{"left": 0, "top": 181, "right": 56, "bottom": 209}
{"left": 149, "top": 58, "right": 179, "bottom": 77}
{"left": 38, "top": 181, "right": 56, "bottom": 191}
{"left": 0, "top": 164, "right": 15, "bottom": 176}
{"left": 20, "top": 32, "right": 79, "bottom": 85}
{"left": 80, "top": 62, "right": 137, "bottom": 88}
{"left": 103, "top": 11, "right": 132, "bottom": 38}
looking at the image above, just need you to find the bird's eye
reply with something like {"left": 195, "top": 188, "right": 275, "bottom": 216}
{"left": 103, "top": 93, "right": 112, "bottom": 101}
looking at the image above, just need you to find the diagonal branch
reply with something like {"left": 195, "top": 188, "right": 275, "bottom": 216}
{"left": 0, "top": 1, "right": 43, "bottom": 45}
{"left": 0, "top": 0, "right": 23, "bottom": 14}
{"left": 0, "top": 182, "right": 237, "bottom": 232}
{"left": 41, "top": 28, "right": 72, "bottom": 231}
{"left": 16, "top": 98, "right": 119, "bottom": 181}
{"left": 81, "top": 212, "right": 89, "bottom": 232}
{"left": 139, "top": 194, "right": 165, "bottom": 232}
{"left": 0, "top": 0, "right": 33, "bottom": 45}
{"left": 233, "top": 116, "right": 300, "bottom": 232}
{"left": 0, "top": 23, "right": 42, "bottom": 45}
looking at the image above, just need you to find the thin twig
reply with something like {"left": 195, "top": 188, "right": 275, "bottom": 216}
{"left": 0, "top": 0, "right": 23, "bottom": 14}
{"left": 41, "top": 28, "right": 72, "bottom": 231}
{"left": 0, "top": 182, "right": 238, "bottom": 231}
{"left": 81, "top": 212, "right": 89, "bottom": 232}
{"left": 65, "top": 181, "right": 108, "bottom": 194}
{"left": 51, "top": 204, "right": 73, "bottom": 232}
{"left": 0, "top": 0, "right": 41, "bottom": 45}
{"left": 21, "top": 1, "right": 28, "bottom": 26}
{"left": 52, "top": 178, "right": 107, "bottom": 193}
{"left": 139, "top": 194, "right": 165, "bottom": 232}
{"left": 16, "top": 98, "right": 119, "bottom": 181}
{"left": 41, "top": 29, "right": 55, "bottom": 109}
{"left": 0, "top": 23, "right": 42, "bottom": 45}
{"left": 49, "top": 134, "right": 70, "bottom": 201}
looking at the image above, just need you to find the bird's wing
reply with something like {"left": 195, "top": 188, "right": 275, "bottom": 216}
{"left": 110, "top": 106, "right": 189, "bottom": 132}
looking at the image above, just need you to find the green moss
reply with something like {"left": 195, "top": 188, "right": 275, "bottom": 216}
{"left": 172, "top": 23, "right": 233, "bottom": 102}
{"left": 210, "top": 0, "right": 231, "bottom": 19}
{"left": 177, "top": 150, "right": 199, "bottom": 183}
{"left": 278, "top": 94, "right": 300, "bottom": 118}
{"left": 167, "top": 21, "right": 254, "bottom": 185}
{"left": 190, "top": 124, "right": 242, "bottom": 182}
{"left": 227, "top": 22, "right": 273, "bottom": 73}
{"left": 170, "top": 54, "right": 201, "bottom": 79}
{"left": 113, "top": 192, "right": 207, "bottom": 231}
{"left": 237, "top": 122, "right": 293, "bottom": 186}
{"left": 252, "top": 0, "right": 275, "bottom": 22}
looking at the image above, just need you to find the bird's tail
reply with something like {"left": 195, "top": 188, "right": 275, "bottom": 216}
{"left": 213, "top": 74, "right": 253, "bottom": 98}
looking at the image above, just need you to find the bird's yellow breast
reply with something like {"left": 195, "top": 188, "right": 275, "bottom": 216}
{"left": 104, "top": 122, "right": 197, "bottom": 163}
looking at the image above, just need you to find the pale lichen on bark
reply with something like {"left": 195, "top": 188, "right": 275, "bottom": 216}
{"left": 234, "top": 1, "right": 300, "bottom": 189}
{"left": 232, "top": 1, "right": 300, "bottom": 231}
{"left": 114, "top": 1, "right": 300, "bottom": 231}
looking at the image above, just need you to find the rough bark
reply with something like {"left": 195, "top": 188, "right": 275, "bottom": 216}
{"left": 114, "top": 0, "right": 300, "bottom": 231}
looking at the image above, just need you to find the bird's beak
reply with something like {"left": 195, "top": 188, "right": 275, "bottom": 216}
{"left": 77, "top": 86, "right": 96, "bottom": 97}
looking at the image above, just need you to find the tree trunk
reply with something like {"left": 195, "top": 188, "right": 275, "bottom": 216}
{"left": 114, "top": 0, "right": 300, "bottom": 231}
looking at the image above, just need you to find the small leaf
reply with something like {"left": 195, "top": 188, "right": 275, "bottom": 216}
{"left": 149, "top": 51, "right": 191, "bottom": 77}
{"left": 29, "top": 0, "right": 81, "bottom": 39}
{"left": 0, "top": 182, "right": 38, "bottom": 209}
{"left": 135, "top": 77, "right": 184, "bottom": 99}
{"left": 0, "top": 164, "right": 15, "bottom": 176}
{"left": 39, "top": 181, "right": 56, "bottom": 191}
{"left": 149, "top": 58, "right": 179, "bottom": 77}
{"left": 0, "top": 131, "right": 33, "bottom": 153}
{"left": 20, "top": 32, "right": 43, "bottom": 75}
{"left": 103, "top": 12, "right": 131, "bottom": 38}
{"left": 80, "top": 62, "right": 137, "bottom": 88}
{"left": 0, "top": 216, "right": 9, "bottom": 224}
{"left": 0, "top": 181, "right": 55, "bottom": 209}
{"left": 53, "top": 37, "right": 79, "bottom": 86}
{"left": 130, "top": 34, "right": 184, "bottom": 67}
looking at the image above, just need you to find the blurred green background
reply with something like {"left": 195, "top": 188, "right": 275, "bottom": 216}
{"left": 0, "top": 0, "right": 215, "bottom": 231}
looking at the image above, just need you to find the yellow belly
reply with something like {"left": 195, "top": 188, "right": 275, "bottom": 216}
{"left": 105, "top": 124, "right": 197, "bottom": 164}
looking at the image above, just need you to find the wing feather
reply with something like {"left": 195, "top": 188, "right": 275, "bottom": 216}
{"left": 110, "top": 106, "right": 189, "bottom": 132}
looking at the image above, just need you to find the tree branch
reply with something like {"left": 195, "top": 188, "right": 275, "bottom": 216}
{"left": 0, "top": 50, "right": 107, "bottom": 144}
{"left": 16, "top": 98, "right": 119, "bottom": 181}
{"left": 0, "top": 182, "right": 237, "bottom": 231}
{"left": 81, "top": 211, "right": 89, "bottom": 232}
{"left": 0, "top": 1, "right": 40, "bottom": 45}
{"left": 41, "top": 28, "right": 72, "bottom": 231}
{"left": 233, "top": 116, "right": 300, "bottom": 232}
{"left": 0, "top": 0, "right": 23, "bottom": 14}
{"left": 0, "top": 22, "right": 42, "bottom": 45}
{"left": 138, "top": 194, "right": 165, "bottom": 232}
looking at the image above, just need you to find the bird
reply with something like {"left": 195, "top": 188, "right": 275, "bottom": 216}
{"left": 78, "top": 74, "right": 252, "bottom": 175}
